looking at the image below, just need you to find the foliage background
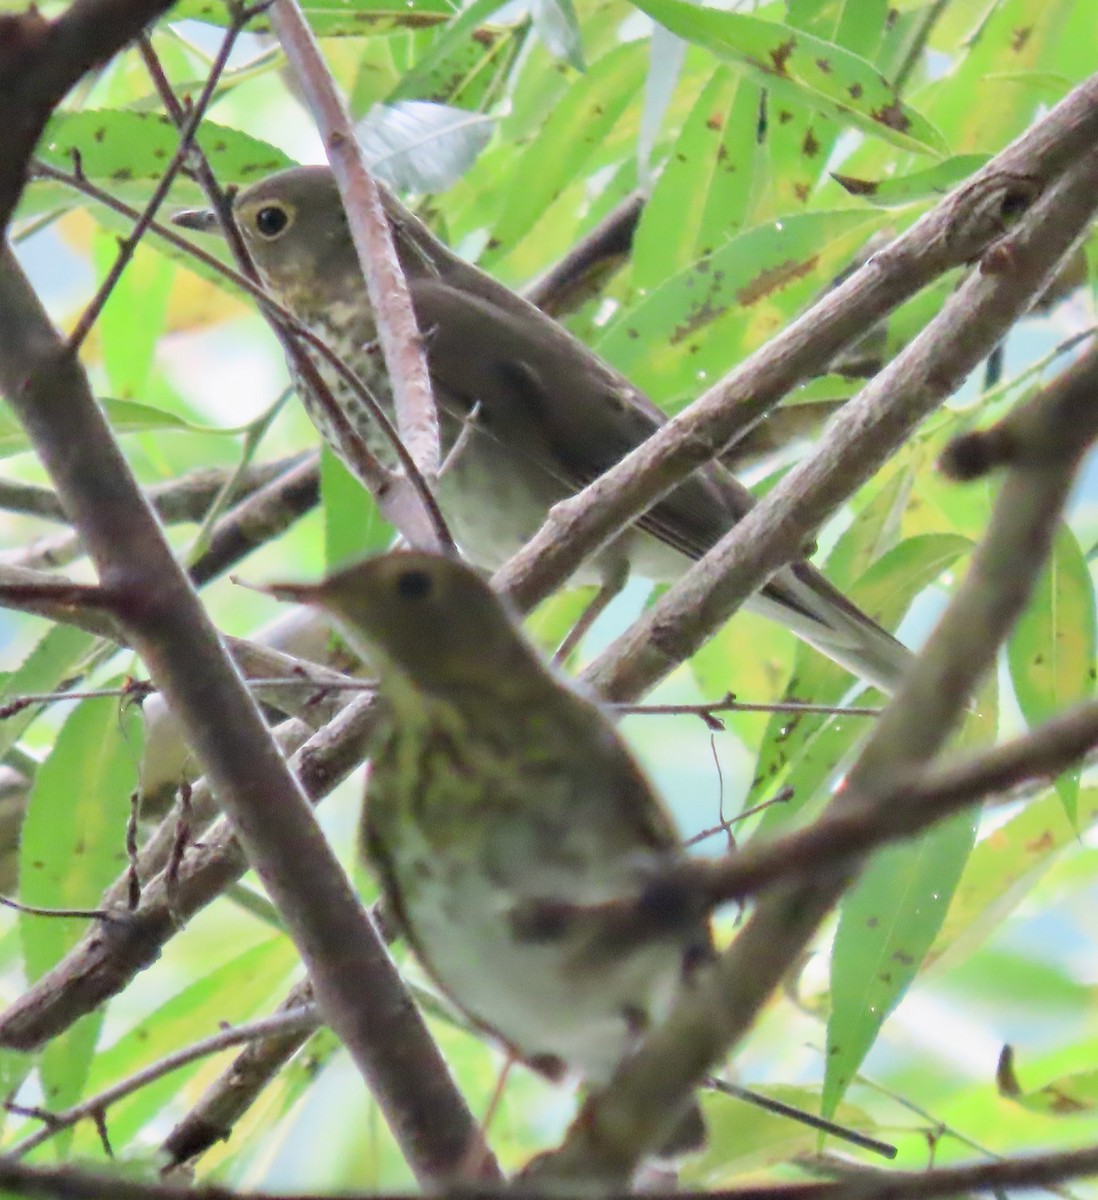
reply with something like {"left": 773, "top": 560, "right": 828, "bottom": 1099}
{"left": 2, "top": 0, "right": 1098, "bottom": 1191}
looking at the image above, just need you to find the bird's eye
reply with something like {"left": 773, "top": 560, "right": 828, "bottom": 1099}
{"left": 254, "top": 205, "right": 289, "bottom": 238}
{"left": 396, "top": 569, "right": 433, "bottom": 600}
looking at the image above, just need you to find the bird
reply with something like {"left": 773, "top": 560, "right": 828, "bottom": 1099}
{"left": 175, "top": 166, "right": 913, "bottom": 692}
{"left": 263, "top": 550, "right": 713, "bottom": 1157}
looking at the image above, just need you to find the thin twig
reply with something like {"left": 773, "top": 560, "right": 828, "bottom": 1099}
{"left": 10, "top": 1003, "right": 321, "bottom": 1157}
{"left": 269, "top": 0, "right": 443, "bottom": 493}
{"left": 67, "top": 7, "right": 254, "bottom": 353}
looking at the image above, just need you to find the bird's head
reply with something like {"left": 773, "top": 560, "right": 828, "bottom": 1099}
{"left": 261, "top": 551, "right": 545, "bottom": 701}
{"left": 174, "top": 167, "right": 362, "bottom": 321}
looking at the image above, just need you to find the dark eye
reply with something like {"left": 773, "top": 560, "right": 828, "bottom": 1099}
{"left": 254, "top": 205, "right": 289, "bottom": 238}
{"left": 396, "top": 569, "right": 433, "bottom": 600}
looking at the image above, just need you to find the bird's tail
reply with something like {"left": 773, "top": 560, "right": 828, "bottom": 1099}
{"left": 750, "top": 561, "right": 914, "bottom": 694}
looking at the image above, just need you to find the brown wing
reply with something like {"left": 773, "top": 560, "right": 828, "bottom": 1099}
{"left": 411, "top": 278, "right": 912, "bottom": 691}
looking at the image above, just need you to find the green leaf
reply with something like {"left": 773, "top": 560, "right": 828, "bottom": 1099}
{"left": 321, "top": 446, "right": 394, "bottom": 570}
{"left": 683, "top": 1084, "right": 880, "bottom": 1182}
{"left": 38, "top": 111, "right": 294, "bottom": 189}
{"left": 94, "top": 234, "right": 175, "bottom": 401}
{"left": 1007, "top": 523, "right": 1097, "bottom": 823}
{"left": 921, "top": 1, "right": 1084, "bottom": 153}
{"left": 823, "top": 682, "right": 997, "bottom": 1121}
{"left": 19, "top": 694, "right": 143, "bottom": 1129}
{"left": 80, "top": 937, "right": 299, "bottom": 1150}
{"left": 624, "top": 3, "right": 946, "bottom": 154}
{"left": 531, "top": 0, "right": 585, "bottom": 71}
{"left": 632, "top": 68, "right": 761, "bottom": 288}
{"left": 486, "top": 42, "right": 648, "bottom": 256}
{"left": 748, "top": 535, "right": 970, "bottom": 837}
{"left": 823, "top": 808, "right": 979, "bottom": 1119}
{"left": 598, "top": 209, "right": 883, "bottom": 406}
{"left": 833, "top": 154, "right": 990, "bottom": 208}
{"left": 0, "top": 625, "right": 97, "bottom": 762}
{"left": 933, "top": 787, "right": 1098, "bottom": 965}
{"left": 385, "top": 0, "right": 515, "bottom": 106}
{"left": 997, "top": 1044, "right": 1098, "bottom": 1117}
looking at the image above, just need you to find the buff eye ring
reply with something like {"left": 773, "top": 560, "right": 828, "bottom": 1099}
{"left": 254, "top": 205, "right": 290, "bottom": 238}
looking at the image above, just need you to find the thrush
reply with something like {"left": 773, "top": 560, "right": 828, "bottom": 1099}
{"left": 175, "top": 167, "right": 912, "bottom": 691}
{"left": 264, "top": 550, "right": 711, "bottom": 1155}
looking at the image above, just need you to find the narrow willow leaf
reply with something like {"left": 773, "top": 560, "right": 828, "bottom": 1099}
{"left": 487, "top": 42, "right": 648, "bottom": 255}
{"left": 79, "top": 937, "right": 299, "bottom": 1151}
{"left": 597, "top": 209, "right": 883, "bottom": 406}
{"left": 38, "top": 111, "right": 293, "bottom": 188}
{"left": 321, "top": 446, "right": 395, "bottom": 570}
{"left": 833, "top": 154, "right": 989, "bottom": 208}
{"left": 822, "top": 683, "right": 997, "bottom": 1120}
{"left": 20, "top": 695, "right": 143, "bottom": 1129}
{"left": 748, "top": 534, "right": 970, "bottom": 837}
{"left": 1007, "top": 523, "right": 1097, "bottom": 824}
{"left": 624, "top": 2, "right": 946, "bottom": 154}
{"left": 633, "top": 67, "right": 760, "bottom": 288}
{"left": 0, "top": 625, "right": 97, "bottom": 761}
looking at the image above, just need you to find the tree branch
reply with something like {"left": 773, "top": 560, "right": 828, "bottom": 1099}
{"left": 531, "top": 338, "right": 1098, "bottom": 1183}
{"left": 492, "top": 71, "right": 1098, "bottom": 617}
{"left": 581, "top": 123, "right": 1098, "bottom": 703}
{"left": 269, "top": 0, "right": 445, "bottom": 516}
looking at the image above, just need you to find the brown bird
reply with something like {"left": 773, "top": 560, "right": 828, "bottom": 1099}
{"left": 263, "top": 550, "right": 713, "bottom": 1156}
{"left": 176, "top": 167, "right": 912, "bottom": 691}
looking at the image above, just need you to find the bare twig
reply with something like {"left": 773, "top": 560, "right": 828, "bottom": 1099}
{"left": 162, "top": 979, "right": 319, "bottom": 1167}
{"left": 615, "top": 693, "right": 883, "bottom": 724}
{"left": 188, "top": 453, "right": 320, "bottom": 587}
{"left": 11, "top": 1001, "right": 321, "bottom": 1157}
{"left": 6, "top": 454, "right": 319, "bottom": 575}
{"left": 269, "top": 0, "right": 444, "bottom": 506}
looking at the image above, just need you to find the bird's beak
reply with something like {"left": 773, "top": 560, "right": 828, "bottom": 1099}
{"left": 233, "top": 575, "right": 332, "bottom": 607}
{"left": 171, "top": 206, "right": 221, "bottom": 234}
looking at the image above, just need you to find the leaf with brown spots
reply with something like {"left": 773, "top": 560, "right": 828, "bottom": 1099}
{"left": 1008, "top": 525, "right": 1097, "bottom": 825}
{"left": 599, "top": 208, "right": 881, "bottom": 403}
{"left": 833, "top": 154, "right": 988, "bottom": 208}
{"left": 998, "top": 1045, "right": 1098, "bottom": 1116}
{"left": 622, "top": 0, "right": 945, "bottom": 154}
{"left": 32, "top": 110, "right": 293, "bottom": 201}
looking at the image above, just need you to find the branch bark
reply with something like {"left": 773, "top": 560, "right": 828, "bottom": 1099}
{"left": 532, "top": 338, "right": 1098, "bottom": 1183}
{"left": 0, "top": 32, "right": 489, "bottom": 1179}
{"left": 492, "top": 70, "right": 1098, "bottom": 617}
{"left": 270, "top": 0, "right": 445, "bottom": 522}
{"left": 582, "top": 126, "right": 1098, "bottom": 702}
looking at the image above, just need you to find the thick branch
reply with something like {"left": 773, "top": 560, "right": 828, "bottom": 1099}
{"left": 492, "top": 71, "right": 1098, "bottom": 617}
{"left": 582, "top": 128, "right": 1098, "bottom": 703}
{"left": 0, "top": 245, "right": 483, "bottom": 1186}
{"left": 533, "top": 339, "right": 1098, "bottom": 1183}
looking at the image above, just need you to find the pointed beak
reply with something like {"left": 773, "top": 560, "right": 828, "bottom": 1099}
{"left": 233, "top": 575, "right": 332, "bottom": 606}
{"left": 171, "top": 206, "right": 221, "bottom": 234}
